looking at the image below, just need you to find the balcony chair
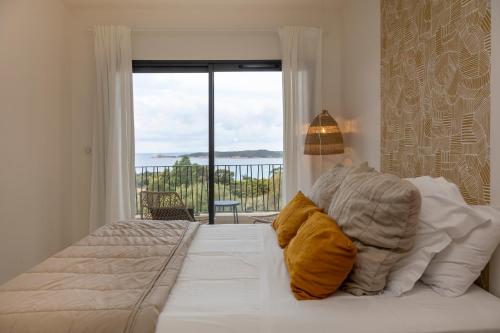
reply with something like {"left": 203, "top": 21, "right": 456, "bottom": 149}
{"left": 140, "top": 191, "right": 198, "bottom": 222}
{"left": 250, "top": 213, "right": 278, "bottom": 224}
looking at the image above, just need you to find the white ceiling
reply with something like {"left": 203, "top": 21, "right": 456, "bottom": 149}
{"left": 64, "top": 0, "right": 345, "bottom": 9}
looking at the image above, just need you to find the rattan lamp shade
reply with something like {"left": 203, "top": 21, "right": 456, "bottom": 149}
{"left": 304, "top": 110, "right": 344, "bottom": 155}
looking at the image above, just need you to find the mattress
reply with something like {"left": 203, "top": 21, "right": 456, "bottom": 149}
{"left": 156, "top": 224, "right": 500, "bottom": 333}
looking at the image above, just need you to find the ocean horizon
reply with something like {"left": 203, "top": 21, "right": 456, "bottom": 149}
{"left": 135, "top": 153, "right": 283, "bottom": 168}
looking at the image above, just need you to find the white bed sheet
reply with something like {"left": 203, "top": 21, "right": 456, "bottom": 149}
{"left": 156, "top": 224, "right": 500, "bottom": 333}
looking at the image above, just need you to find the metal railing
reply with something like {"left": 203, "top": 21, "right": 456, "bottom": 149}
{"left": 135, "top": 164, "right": 283, "bottom": 215}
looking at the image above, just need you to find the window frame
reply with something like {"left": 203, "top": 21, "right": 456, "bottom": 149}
{"left": 132, "top": 60, "right": 282, "bottom": 224}
{"left": 132, "top": 59, "right": 282, "bottom": 73}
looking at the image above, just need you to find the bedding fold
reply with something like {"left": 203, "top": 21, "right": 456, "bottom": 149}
{"left": 0, "top": 220, "right": 199, "bottom": 333}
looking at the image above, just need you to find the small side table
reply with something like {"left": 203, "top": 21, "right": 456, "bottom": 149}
{"left": 214, "top": 200, "right": 240, "bottom": 224}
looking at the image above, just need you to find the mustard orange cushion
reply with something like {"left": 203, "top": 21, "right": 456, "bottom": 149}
{"left": 284, "top": 212, "right": 357, "bottom": 300}
{"left": 273, "top": 191, "right": 322, "bottom": 248}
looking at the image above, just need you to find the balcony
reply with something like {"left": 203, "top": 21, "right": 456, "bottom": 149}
{"left": 135, "top": 163, "right": 283, "bottom": 219}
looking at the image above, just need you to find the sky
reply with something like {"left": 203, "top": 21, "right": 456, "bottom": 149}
{"left": 133, "top": 72, "right": 283, "bottom": 154}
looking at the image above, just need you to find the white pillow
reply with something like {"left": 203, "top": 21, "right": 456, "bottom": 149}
{"left": 408, "top": 177, "right": 485, "bottom": 239}
{"left": 434, "top": 177, "right": 466, "bottom": 203}
{"left": 384, "top": 222, "right": 451, "bottom": 296}
{"left": 385, "top": 176, "right": 489, "bottom": 296}
{"left": 421, "top": 205, "right": 500, "bottom": 296}
{"left": 413, "top": 176, "right": 463, "bottom": 201}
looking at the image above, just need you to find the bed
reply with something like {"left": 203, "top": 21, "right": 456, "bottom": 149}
{"left": 157, "top": 224, "right": 500, "bottom": 333}
{"left": 1, "top": 220, "right": 500, "bottom": 333}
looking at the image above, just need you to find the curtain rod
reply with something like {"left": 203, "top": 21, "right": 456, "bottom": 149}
{"left": 85, "top": 27, "right": 277, "bottom": 33}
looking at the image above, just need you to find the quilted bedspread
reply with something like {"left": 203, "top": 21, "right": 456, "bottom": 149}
{"left": 0, "top": 220, "right": 199, "bottom": 333}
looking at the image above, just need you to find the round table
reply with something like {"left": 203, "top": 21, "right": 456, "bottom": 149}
{"left": 214, "top": 200, "right": 240, "bottom": 224}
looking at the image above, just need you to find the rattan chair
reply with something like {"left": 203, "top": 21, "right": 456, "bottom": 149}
{"left": 250, "top": 213, "right": 278, "bottom": 224}
{"left": 140, "top": 191, "right": 195, "bottom": 222}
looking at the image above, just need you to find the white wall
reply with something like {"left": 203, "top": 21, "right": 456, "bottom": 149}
{"left": 338, "top": 0, "right": 381, "bottom": 169}
{"left": 66, "top": 2, "right": 344, "bottom": 243}
{"left": 0, "top": 0, "right": 71, "bottom": 284}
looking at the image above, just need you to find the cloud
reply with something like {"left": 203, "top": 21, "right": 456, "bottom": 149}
{"left": 133, "top": 72, "right": 283, "bottom": 153}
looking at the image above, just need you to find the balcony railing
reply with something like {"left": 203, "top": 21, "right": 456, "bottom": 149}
{"left": 135, "top": 164, "right": 283, "bottom": 215}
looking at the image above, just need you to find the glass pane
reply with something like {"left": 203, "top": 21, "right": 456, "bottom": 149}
{"left": 133, "top": 73, "right": 209, "bottom": 217}
{"left": 214, "top": 72, "right": 283, "bottom": 216}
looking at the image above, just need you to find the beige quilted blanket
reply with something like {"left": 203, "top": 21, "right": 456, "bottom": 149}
{"left": 0, "top": 220, "right": 199, "bottom": 333}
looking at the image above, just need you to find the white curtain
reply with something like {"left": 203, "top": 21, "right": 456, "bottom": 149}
{"left": 89, "top": 25, "right": 136, "bottom": 231}
{"left": 279, "top": 26, "right": 323, "bottom": 203}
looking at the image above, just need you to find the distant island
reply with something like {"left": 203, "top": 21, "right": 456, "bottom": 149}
{"left": 153, "top": 149, "right": 283, "bottom": 159}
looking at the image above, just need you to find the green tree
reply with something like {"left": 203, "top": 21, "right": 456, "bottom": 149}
{"left": 171, "top": 156, "right": 199, "bottom": 186}
{"left": 215, "top": 168, "right": 235, "bottom": 185}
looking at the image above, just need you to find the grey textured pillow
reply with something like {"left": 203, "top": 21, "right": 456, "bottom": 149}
{"left": 308, "top": 162, "right": 373, "bottom": 210}
{"left": 328, "top": 171, "right": 421, "bottom": 295}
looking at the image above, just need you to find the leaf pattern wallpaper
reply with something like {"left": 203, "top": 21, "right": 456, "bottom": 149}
{"left": 381, "top": 0, "right": 491, "bottom": 205}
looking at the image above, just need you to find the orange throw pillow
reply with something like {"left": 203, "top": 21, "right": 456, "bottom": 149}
{"left": 273, "top": 191, "right": 322, "bottom": 248}
{"left": 284, "top": 212, "right": 357, "bottom": 300}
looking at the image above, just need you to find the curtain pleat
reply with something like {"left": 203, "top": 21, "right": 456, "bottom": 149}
{"left": 89, "top": 25, "right": 136, "bottom": 231}
{"left": 279, "top": 26, "right": 323, "bottom": 203}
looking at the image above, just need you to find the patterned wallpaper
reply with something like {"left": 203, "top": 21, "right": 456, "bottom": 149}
{"left": 381, "top": 0, "right": 491, "bottom": 205}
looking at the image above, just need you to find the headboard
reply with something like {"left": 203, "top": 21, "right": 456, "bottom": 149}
{"left": 380, "top": 0, "right": 492, "bottom": 289}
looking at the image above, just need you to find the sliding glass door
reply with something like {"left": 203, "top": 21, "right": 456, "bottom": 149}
{"left": 214, "top": 71, "right": 283, "bottom": 215}
{"left": 133, "top": 71, "right": 210, "bottom": 219}
{"left": 133, "top": 60, "right": 282, "bottom": 224}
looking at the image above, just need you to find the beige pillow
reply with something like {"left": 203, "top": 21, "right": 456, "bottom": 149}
{"left": 328, "top": 171, "right": 421, "bottom": 295}
{"left": 309, "top": 162, "right": 373, "bottom": 210}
